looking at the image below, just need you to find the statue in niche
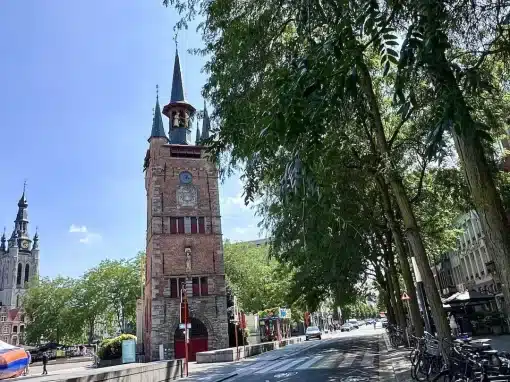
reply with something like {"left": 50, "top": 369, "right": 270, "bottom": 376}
{"left": 185, "top": 247, "right": 192, "bottom": 272}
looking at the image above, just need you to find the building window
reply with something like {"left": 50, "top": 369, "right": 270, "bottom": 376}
{"left": 20, "top": 325, "right": 24, "bottom": 333}
{"left": 12, "top": 326, "right": 17, "bottom": 334}
{"left": 198, "top": 217, "right": 205, "bottom": 234}
{"left": 16, "top": 295, "right": 19, "bottom": 308}
{"left": 3, "top": 326, "right": 9, "bottom": 334}
{"left": 192, "top": 278, "right": 200, "bottom": 296}
{"left": 20, "top": 315, "right": 25, "bottom": 323}
{"left": 16, "top": 263, "right": 22, "bottom": 285}
{"left": 2, "top": 336, "right": 8, "bottom": 343}
{"left": 11, "top": 336, "right": 17, "bottom": 346}
{"left": 200, "top": 277, "right": 209, "bottom": 296}
{"left": 170, "top": 279, "right": 178, "bottom": 298}
{"left": 170, "top": 217, "right": 177, "bottom": 234}
{"left": 24, "top": 264, "right": 29, "bottom": 283}
{"left": 191, "top": 217, "right": 198, "bottom": 234}
{"left": 184, "top": 217, "right": 192, "bottom": 234}
{"left": 0, "top": 316, "right": 6, "bottom": 322}
{"left": 177, "top": 218, "right": 185, "bottom": 234}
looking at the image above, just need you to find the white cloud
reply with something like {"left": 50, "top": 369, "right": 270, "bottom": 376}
{"left": 69, "top": 224, "right": 88, "bottom": 233}
{"left": 69, "top": 224, "right": 102, "bottom": 245}
{"left": 79, "top": 233, "right": 102, "bottom": 244}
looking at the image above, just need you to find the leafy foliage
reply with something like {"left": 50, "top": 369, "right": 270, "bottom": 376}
{"left": 23, "top": 254, "right": 143, "bottom": 345}
{"left": 97, "top": 333, "right": 137, "bottom": 360}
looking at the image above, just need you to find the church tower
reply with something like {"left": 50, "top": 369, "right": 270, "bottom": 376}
{"left": 0, "top": 184, "right": 40, "bottom": 307}
{"left": 143, "top": 50, "right": 228, "bottom": 361}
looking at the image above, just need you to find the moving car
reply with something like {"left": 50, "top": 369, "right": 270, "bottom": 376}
{"left": 305, "top": 326, "right": 322, "bottom": 341}
{"left": 341, "top": 323, "right": 353, "bottom": 332}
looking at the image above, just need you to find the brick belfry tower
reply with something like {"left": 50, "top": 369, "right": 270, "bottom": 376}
{"left": 143, "top": 49, "right": 228, "bottom": 361}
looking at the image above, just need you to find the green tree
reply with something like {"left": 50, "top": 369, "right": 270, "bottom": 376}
{"left": 94, "top": 259, "right": 142, "bottom": 333}
{"left": 224, "top": 241, "right": 293, "bottom": 313}
{"left": 23, "top": 277, "right": 83, "bottom": 345}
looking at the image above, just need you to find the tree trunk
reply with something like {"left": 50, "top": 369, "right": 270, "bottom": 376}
{"left": 385, "top": 255, "right": 407, "bottom": 331}
{"left": 375, "top": 266, "right": 395, "bottom": 324}
{"left": 417, "top": 0, "right": 510, "bottom": 318}
{"left": 88, "top": 319, "right": 95, "bottom": 345}
{"left": 356, "top": 58, "right": 450, "bottom": 340}
{"left": 377, "top": 176, "right": 424, "bottom": 337}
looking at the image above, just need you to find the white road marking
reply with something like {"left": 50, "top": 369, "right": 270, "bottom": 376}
{"left": 254, "top": 359, "right": 289, "bottom": 374}
{"left": 339, "top": 353, "right": 358, "bottom": 368}
{"left": 360, "top": 352, "right": 375, "bottom": 368}
{"left": 295, "top": 355, "right": 324, "bottom": 370}
{"left": 273, "top": 358, "right": 307, "bottom": 372}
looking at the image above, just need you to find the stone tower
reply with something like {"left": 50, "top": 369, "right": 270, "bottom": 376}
{"left": 143, "top": 50, "right": 228, "bottom": 361}
{"left": 0, "top": 184, "right": 40, "bottom": 308}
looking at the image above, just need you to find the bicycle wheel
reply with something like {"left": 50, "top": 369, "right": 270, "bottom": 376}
{"left": 414, "top": 356, "right": 432, "bottom": 381}
{"left": 432, "top": 370, "right": 457, "bottom": 382}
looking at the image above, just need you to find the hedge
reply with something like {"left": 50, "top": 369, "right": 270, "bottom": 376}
{"left": 97, "top": 334, "right": 137, "bottom": 360}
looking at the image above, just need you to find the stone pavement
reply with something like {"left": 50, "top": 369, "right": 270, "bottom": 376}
{"left": 378, "top": 333, "right": 413, "bottom": 382}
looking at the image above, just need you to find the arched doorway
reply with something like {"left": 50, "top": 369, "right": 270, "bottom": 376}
{"left": 174, "top": 317, "right": 208, "bottom": 361}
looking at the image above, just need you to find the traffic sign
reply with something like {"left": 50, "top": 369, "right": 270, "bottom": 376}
{"left": 179, "top": 323, "right": 191, "bottom": 329}
{"left": 401, "top": 292, "right": 411, "bottom": 301}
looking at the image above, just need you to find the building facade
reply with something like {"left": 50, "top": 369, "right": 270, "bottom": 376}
{"left": 432, "top": 211, "right": 503, "bottom": 309}
{"left": 143, "top": 50, "right": 228, "bottom": 361}
{"left": 0, "top": 187, "right": 39, "bottom": 308}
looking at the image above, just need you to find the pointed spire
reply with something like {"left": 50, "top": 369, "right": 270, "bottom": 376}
{"left": 149, "top": 85, "right": 168, "bottom": 142}
{"left": 0, "top": 228, "right": 6, "bottom": 252}
{"left": 195, "top": 119, "right": 201, "bottom": 145}
{"left": 18, "top": 180, "right": 28, "bottom": 208}
{"left": 170, "top": 49, "right": 186, "bottom": 103}
{"left": 9, "top": 226, "right": 18, "bottom": 247}
{"left": 32, "top": 227, "right": 39, "bottom": 250}
{"left": 201, "top": 100, "right": 211, "bottom": 140}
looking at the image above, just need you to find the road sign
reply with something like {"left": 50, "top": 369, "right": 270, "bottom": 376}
{"left": 179, "top": 323, "right": 191, "bottom": 329}
{"left": 401, "top": 292, "right": 411, "bottom": 301}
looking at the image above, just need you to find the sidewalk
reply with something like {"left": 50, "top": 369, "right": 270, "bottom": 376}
{"left": 378, "top": 333, "right": 412, "bottom": 382}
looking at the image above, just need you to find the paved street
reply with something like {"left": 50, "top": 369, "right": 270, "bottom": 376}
{"left": 16, "top": 361, "right": 95, "bottom": 380}
{"left": 184, "top": 326, "right": 391, "bottom": 382}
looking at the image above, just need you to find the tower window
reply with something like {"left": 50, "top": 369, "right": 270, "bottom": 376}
{"left": 177, "top": 218, "right": 185, "bottom": 234}
{"left": 170, "top": 279, "right": 178, "bottom": 298}
{"left": 16, "top": 264, "right": 22, "bottom": 285}
{"left": 198, "top": 217, "right": 205, "bottom": 234}
{"left": 184, "top": 217, "right": 192, "bottom": 234}
{"left": 170, "top": 218, "right": 177, "bottom": 234}
{"left": 192, "top": 278, "right": 200, "bottom": 296}
{"left": 24, "top": 264, "right": 29, "bottom": 283}
{"left": 191, "top": 217, "right": 198, "bottom": 234}
{"left": 178, "top": 278, "right": 186, "bottom": 297}
{"left": 201, "top": 277, "right": 209, "bottom": 296}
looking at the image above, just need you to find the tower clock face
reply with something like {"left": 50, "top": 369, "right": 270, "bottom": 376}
{"left": 21, "top": 240, "right": 29, "bottom": 249}
{"left": 179, "top": 171, "right": 193, "bottom": 184}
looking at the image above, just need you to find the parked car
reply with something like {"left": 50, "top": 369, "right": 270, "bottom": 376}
{"left": 348, "top": 319, "right": 359, "bottom": 329}
{"left": 305, "top": 326, "right": 322, "bottom": 341}
{"left": 381, "top": 318, "right": 388, "bottom": 328}
{"left": 357, "top": 320, "right": 365, "bottom": 326}
{"left": 341, "top": 323, "right": 353, "bottom": 332}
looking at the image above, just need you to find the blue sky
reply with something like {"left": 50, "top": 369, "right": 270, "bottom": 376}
{"left": 0, "top": 1, "right": 262, "bottom": 278}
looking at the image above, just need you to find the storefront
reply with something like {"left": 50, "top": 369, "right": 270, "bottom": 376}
{"left": 257, "top": 307, "right": 292, "bottom": 343}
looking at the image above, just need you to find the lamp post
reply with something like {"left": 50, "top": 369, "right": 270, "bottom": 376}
{"left": 412, "top": 256, "right": 432, "bottom": 333}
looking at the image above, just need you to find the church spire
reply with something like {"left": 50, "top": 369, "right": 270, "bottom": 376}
{"left": 170, "top": 49, "right": 186, "bottom": 103}
{"left": 162, "top": 47, "right": 196, "bottom": 145}
{"left": 201, "top": 101, "right": 211, "bottom": 140}
{"left": 195, "top": 119, "right": 201, "bottom": 145}
{"left": 32, "top": 227, "right": 39, "bottom": 250}
{"left": 149, "top": 85, "right": 168, "bottom": 142}
{"left": 15, "top": 182, "right": 29, "bottom": 239}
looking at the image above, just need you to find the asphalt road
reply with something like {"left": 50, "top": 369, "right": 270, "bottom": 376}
{"left": 185, "top": 326, "right": 386, "bottom": 382}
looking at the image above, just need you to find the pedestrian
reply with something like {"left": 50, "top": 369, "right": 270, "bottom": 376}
{"left": 449, "top": 313, "right": 458, "bottom": 337}
{"left": 23, "top": 350, "right": 31, "bottom": 376}
{"left": 42, "top": 352, "right": 48, "bottom": 375}
{"left": 373, "top": 320, "right": 376, "bottom": 329}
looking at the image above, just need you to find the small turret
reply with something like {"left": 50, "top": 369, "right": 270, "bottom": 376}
{"left": 195, "top": 119, "right": 201, "bottom": 146}
{"left": 0, "top": 228, "right": 6, "bottom": 253}
{"left": 201, "top": 101, "right": 211, "bottom": 141}
{"left": 148, "top": 85, "right": 168, "bottom": 143}
{"left": 32, "top": 228, "right": 39, "bottom": 250}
